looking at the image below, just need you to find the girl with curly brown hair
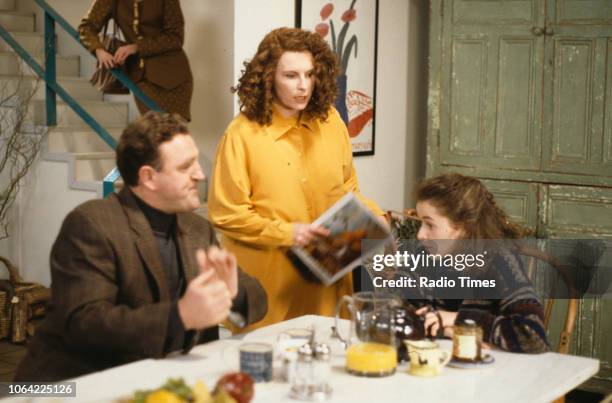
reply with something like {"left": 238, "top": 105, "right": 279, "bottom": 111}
{"left": 413, "top": 173, "right": 549, "bottom": 353}
{"left": 208, "top": 27, "right": 383, "bottom": 331}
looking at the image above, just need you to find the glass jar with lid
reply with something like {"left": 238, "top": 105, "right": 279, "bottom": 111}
{"left": 452, "top": 319, "right": 483, "bottom": 362}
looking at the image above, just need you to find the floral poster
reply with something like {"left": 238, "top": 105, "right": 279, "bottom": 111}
{"left": 296, "top": 0, "right": 378, "bottom": 156}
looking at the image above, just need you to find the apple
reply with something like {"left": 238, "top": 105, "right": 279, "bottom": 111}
{"left": 213, "top": 372, "right": 254, "bottom": 403}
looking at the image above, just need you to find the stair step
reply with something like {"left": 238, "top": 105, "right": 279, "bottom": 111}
{"left": 0, "top": 32, "right": 46, "bottom": 56}
{"left": 0, "top": 51, "right": 79, "bottom": 77}
{"left": 74, "top": 151, "right": 116, "bottom": 160}
{"left": 0, "top": 12, "right": 35, "bottom": 31}
{"left": 0, "top": 74, "right": 102, "bottom": 101}
{"left": 0, "top": 0, "right": 14, "bottom": 11}
{"left": 74, "top": 153, "right": 116, "bottom": 182}
{"left": 31, "top": 99, "right": 129, "bottom": 126}
{"left": 48, "top": 126, "right": 123, "bottom": 153}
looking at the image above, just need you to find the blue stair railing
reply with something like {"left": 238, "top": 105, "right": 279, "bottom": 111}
{"left": 0, "top": 0, "right": 163, "bottom": 197}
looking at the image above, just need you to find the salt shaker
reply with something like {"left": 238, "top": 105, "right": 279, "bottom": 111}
{"left": 290, "top": 343, "right": 314, "bottom": 400}
{"left": 312, "top": 343, "right": 333, "bottom": 400}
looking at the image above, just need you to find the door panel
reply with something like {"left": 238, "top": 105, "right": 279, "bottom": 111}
{"left": 543, "top": 32, "right": 612, "bottom": 176}
{"left": 453, "top": 0, "right": 538, "bottom": 25}
{"left": 545, "top": 185, "right": 612, "bottom": 236}
{"left": 495, "top": 38, "right": 540, "bottom": 163}
{"left": 441, "top": 28, "right": 543, "bottom": 169}
{"left": 552, "top": 39, "right": 593, "bottom": 160}
{"left": 606, "top": 39, "right": 612, "bottom": 165}
{"left": 481, "top": 179, "right": 538, "bottom": 230}
{"left": 439, "top": 0, "right": 544, "bottom": 171}
{"left": 449, "top": 37, "right": 487, "bottom": 156}
{"left": 553, "top": 1, "right": 612, "bottom": 24}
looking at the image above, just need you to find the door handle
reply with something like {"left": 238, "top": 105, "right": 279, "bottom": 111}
{"left": 531, "top": 26, "right": 544, "bottom": 36}
{"left": 545, "top": 26, "right": 554, "bottom": 36}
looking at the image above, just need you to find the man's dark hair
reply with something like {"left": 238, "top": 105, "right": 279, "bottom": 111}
{"left": 116, "top": 111, "right": 189, "bottom": 187}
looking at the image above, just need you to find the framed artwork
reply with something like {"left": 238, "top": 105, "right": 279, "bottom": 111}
{"left": 296, "top": 0, "right": 379, "bottom": 156}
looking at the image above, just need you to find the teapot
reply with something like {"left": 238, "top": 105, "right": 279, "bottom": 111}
{"left": 392, "top": 302, "right": 426, "bottom": 362}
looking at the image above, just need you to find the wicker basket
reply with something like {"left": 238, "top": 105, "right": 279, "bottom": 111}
{"left": 0, "top": 280, "right": 11, "bottom": 339}
{"left": 0, "top": 256, "right": 50, "bottom": 342}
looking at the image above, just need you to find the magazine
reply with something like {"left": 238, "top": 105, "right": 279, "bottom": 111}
{"left": 287, "top": 192, "right": 391, "bottom": 286}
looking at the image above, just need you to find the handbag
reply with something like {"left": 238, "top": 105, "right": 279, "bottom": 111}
{"left": 89, "top": 0, "right": 130, "bottom": 94}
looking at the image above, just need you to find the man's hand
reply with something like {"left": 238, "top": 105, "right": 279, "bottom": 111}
{"left": 293, "top": 223, "right": 330, "bottom": 247}
{"left": 197, "top": 247, "right": 238, "bottom": 299}
{"left": 178, "top": 249, "right": 235, "bottom": 330}
{"left": 113, "top": 43, "right": 138, "bottom": 65}
{"left": 95, "top": 48, "right": 115, "bottom": 69}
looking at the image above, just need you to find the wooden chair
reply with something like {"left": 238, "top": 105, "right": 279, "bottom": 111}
{"left": 518, "top": 245, "right": 578, "bottom": 355}
{"left": 516, "top": 249, "right": 579, "bottom": 403}
{"left": 385, "top": 209, "right": 421, "bottom": 240}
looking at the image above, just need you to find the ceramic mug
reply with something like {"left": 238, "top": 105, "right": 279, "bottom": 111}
{"left": 405, "top": 340, "right": 451, "bottom": 377}
{"left": 239, "top": 342, "right": 273, "bottom": 382}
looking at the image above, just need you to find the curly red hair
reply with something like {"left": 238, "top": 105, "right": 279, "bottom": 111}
{"left": 232, "top": 27, "right": 339, "bottom": 126}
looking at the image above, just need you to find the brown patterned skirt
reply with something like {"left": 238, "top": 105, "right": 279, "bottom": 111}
{"left": 134, "top": 79, "right": 193, "bottom": 122}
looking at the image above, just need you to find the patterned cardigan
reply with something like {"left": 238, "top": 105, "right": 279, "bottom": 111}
{"left": 382, "top": 244, "right": 551, "bottom": 354}
{"left": 431, "top": 248, "right": 550, "bottom": 354}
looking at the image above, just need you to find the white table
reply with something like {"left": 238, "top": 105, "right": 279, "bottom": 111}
{"left": 7, "top": 315, "right": 600, "bottom": 403}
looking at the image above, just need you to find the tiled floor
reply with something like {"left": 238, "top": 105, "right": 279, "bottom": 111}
{"left": 0, "top": 341, "right": 26, "bottom": 382}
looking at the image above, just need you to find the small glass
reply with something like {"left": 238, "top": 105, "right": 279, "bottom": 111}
{"left": 452, "top": 319, "right": 483, "bottom": 362}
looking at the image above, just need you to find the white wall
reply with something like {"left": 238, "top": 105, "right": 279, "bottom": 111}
{"left": 354, "top": 0, "right": 410, "bottom": 211}
{"left": 13, "top": 160, "right": 98, "bottom": 286}
{"left": 182, "top": 0, "right": 235, "bottom": 180}
{"left": 233, "top": 0, "right": 294, "bottom": 115}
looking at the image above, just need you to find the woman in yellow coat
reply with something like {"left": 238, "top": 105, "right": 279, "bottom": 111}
{"left": 208, "top": 28, "right": 383, "bottom": 331}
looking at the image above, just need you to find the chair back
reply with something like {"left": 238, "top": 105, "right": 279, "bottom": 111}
{"left": 518, "top": 246, "right": 578, "bottom": 354}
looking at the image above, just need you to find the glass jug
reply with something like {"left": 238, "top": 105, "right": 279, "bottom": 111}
{"left": 334, "top": 291, "right": 399, "bottom": 376}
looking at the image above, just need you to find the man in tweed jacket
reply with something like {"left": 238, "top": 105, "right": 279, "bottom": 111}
{"left": 15, "top": 112, "right": 267, "bottom": 381}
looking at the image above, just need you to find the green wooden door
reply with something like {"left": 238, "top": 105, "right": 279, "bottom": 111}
{"left": 428, "top": 0, "right": 612, "bottom": 393}
{"left": 437, "top": 0, "right": 544, "bottom": 171}
{"left": 542, "top": 2, "right": 612, "bottom": 179}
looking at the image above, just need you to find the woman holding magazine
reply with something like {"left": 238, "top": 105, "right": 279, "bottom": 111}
{"left": 208, "top": 28, "right": 383, "bottom": 331}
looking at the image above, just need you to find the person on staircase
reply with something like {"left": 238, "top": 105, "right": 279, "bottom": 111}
{"left": 79, "top": 0, "right": 193, "bottom": 121}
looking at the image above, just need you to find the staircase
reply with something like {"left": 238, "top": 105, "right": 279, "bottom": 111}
{"left": 0, "top": 0, "right": 128, "bottom": 193}
{"left": 0, "top": 0, "right": 130, "bottom": 285}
